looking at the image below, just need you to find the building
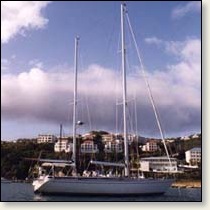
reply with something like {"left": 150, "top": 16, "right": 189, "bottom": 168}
{"left": 127, "top": 134, "right": 138, "bottom": 144}
{"left": 140, "top": 156, "right": 178, "bottom": 172}
{"left": 101, "top": 133, "right": 123, "bottom": 153}
{"left": 104, "top": 140, "right": 123, "bottom": 153}
{"left": 80, "top": 140, "right": 99, "bottom": 154}
{"left": 82, "top": 132, "right": 95, "bottom": 140}
{"left": 37, "top": 134, "right": 57, "bottom": 144}
{"left": 142, "top": 140, "right": 159, "bottom": 152}
{"left": 181, "top": 136, "right": 190, "bottom": 141}
{"left": 192, "top": 134, "right": 199, "bottom": 139}
{"left": 81, "top": 133, "right": 98, "bottom": 154}
{"left": 54, "top": 137, "right": 73, "bottom": 153}
{"left": 101, "top": 133, "right": 115, "bottom": 142}
{"left": 185, "top": 147, "right": 201, "bottom": 166}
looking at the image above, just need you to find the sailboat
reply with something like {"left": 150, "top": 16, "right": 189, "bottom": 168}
{"left": 32, "top": 2, "right": 174, "bottom": 195}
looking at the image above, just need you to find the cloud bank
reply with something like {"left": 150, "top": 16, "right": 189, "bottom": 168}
{"left": 1, "top": 37, "right": 201, "bottom": 137}
{"left": 1, "top": 1, "right": 51, "bottom": 43}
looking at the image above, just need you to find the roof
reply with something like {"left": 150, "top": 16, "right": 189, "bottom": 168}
{"left": 146, "top": 139, "right": 157, "bottom": 143}
{"left": 187, "top": 147, "right": 201, "bottom": 152}
{"left": 140, "top": 156, "right": 176, "bottom": 161}
{"left": 81, "top": 140, "right": 94, "bottom": 144}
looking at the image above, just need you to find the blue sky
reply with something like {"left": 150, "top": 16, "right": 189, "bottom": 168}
{"left": 1, "top": 1, "right": 201, "bottom": 140}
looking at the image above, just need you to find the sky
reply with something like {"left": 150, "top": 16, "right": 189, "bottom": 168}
{"left": 1, "top": 1, "right": 201, "bottom": 140}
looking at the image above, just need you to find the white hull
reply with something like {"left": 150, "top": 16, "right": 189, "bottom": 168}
{"left": 33, "top": 176, "right": 174, "bottom": 195}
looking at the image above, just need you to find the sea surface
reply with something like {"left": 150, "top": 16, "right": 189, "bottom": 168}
{"left": 1, "top": 182, "right": 201, "bottom": 202}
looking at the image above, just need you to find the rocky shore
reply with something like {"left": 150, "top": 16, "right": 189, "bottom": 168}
{"left": 171, "top": 180, "right": 201, "bottom": 188}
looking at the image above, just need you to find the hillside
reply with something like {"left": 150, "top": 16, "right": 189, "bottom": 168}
{"left": 1, "top": 133, "right": 201, "bottom": 180}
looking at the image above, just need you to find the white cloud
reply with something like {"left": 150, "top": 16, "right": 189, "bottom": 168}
{"left": 144, "top": 37, "right": 163, "bottom": 45}
{"left": 1, "top": 65, "right": 120, "bottom": 135}
{"left": 1, "top": 38, "right": 201, "bottom": 137}
{"left": 172, "top": 1, "right": 201, "bottom": 19}
{"left": 1, "top": 1, "right": 51, "bottom": 43}
{"left": 145, "top": 36, "right": 201, "bottom": 63}
{"left": 145, "top": 36, "right": 201, "bottom": 95}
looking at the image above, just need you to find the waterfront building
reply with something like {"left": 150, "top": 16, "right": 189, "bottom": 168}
{"left": 54, "top": 137, "right": 73, "bottom": 153}
{"left": 185, "top": 147, "right": 201, "bottom": 166}
{"left": 80, "top": 140, "right": 99, "bottom": 154}
{"left": 140, "top": 156, "right": 178, "bottom": 172}
{"left": 104, "top": 139, "right": 123, "bottom": 153}
{"left": 82, "top": 132, "right": 95, "bottom": 140}
{"left": 101, "top": 133, "right": 122, "bottom": 153}
{"left": 142, "top": 140, "right": 159, "bottom": 152}
{"left": 101, "top": 133, "right": 115, "bottom": 142}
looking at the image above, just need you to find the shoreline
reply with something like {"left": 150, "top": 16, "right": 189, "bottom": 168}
{"left": 171, "top": 180, "right": 201, "bottom": 188}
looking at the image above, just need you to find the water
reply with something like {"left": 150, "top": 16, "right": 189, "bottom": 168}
{"left": 1, "top": 182, "right": 201, "bottom": 201}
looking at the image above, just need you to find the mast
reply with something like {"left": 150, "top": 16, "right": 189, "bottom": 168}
{"left": 121, "top": 2, "right": 129, "bottom": 177}
{"left": 59, "top": 123, "right": 62, "bottom": 152}
{"left": 72, "top": 36, "right": 79, "bottom": 170}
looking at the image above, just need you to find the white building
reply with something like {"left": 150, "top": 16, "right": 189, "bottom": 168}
{"left": 140, "top": 156, "right": 178, "bottom": 172}
{"left": 82, "top": 132, "right": 95, "bottom": 140}
{"left": 80, "top": 140, "right": 99, "bottom": 154}
{"left": 185, "top": 147, "right": 201, "bottom": 165}
{"left": 101, "top": 133, "right": 123, "bottom": 153}
{"left": 54, "top": 137, "right": 73, "bottom": 153}
{"left": 192, "top": 134, "right": 199, "bottom": 139}
{"left": 127, "top": 134, "right": 138, "bottom": 144}
{"left": 101, "top": 133, "right": 113, "bottom": 140}
{"left": 37, "top": 134, "right": 57, "bottom": 144}
{"left": 142, "top": 140, "right": 159, "bottom": 152}
{"left": 181, "top": 136, "right": 190, "bottom": 141}
{"left": 104, "top": 140, "right": 123, "bottom": 153}
{"left": 102, "top": 133, "right": 137, "bottom": 144}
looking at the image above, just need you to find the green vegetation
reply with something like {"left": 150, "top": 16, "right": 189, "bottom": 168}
{"left": 1, "top": 140, "right": 68, "bottom": 180}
